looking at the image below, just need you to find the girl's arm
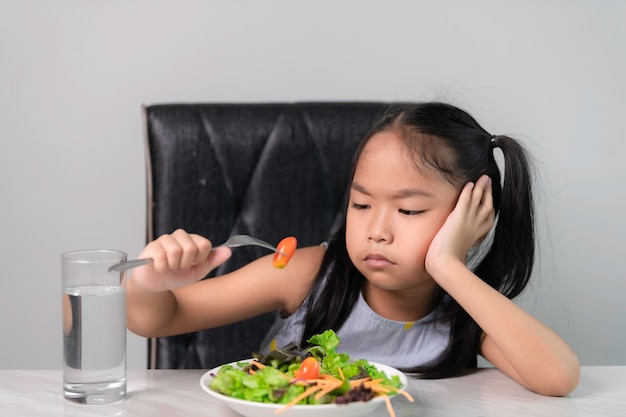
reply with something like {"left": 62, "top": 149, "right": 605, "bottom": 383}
{"left": 430, "top": 258, "right": 579, "bottom": 396}
{"left": 125, "top": 229, "right": 323, "bottom": 338}
{"left": 426, "top": 176, "right": 580, "bottom": 396}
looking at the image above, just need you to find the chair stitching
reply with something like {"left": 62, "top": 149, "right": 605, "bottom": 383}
{"left": 230, "top": 107, "right": 287, "bottom": 236}
{"left": 297, "top": 106, "right": 332, "bottom": 193}
{"left": 199, "top": 109, "right": 236, "bottom": 203}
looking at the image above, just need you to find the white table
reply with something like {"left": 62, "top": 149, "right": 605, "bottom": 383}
{"left": 0, "top": 367, "right": 624, "bottom": 416}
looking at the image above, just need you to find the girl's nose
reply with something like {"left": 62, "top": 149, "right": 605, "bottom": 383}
{"left": 368, "top": 230, "right": 390, "bottom": 242}
{"left": 368, "top": 212, "right": 392, "bottom": 243}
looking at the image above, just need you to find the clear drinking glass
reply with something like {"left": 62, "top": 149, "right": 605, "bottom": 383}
{"left": 61, "top": 249, "right": 127, "bottom": 405}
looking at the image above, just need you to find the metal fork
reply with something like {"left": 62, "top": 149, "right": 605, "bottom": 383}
{"left": 108, "top": 235, "right": 283, "bottom": 273}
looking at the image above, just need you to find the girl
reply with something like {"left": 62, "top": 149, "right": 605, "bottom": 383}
{"left": 126, "top": 102, "right": 580, "bottom": 396}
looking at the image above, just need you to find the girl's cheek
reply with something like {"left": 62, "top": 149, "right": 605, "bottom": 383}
{"left": 345, "top": 214, "right": 361, "bottom": 248}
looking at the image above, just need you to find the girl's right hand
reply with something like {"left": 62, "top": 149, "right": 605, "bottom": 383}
{"left": 130, "top": 229, "right": 232, "bottom": 292}
{"left": 425, "top": 175, "right": 495, "bottom": 275}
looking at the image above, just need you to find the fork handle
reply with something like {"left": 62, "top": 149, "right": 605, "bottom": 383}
{"left": 108, "top": 258, "right": 153, "bottom": 273}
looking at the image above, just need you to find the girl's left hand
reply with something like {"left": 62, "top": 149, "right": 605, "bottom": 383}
{"left": 425, "top": 175, "right": 495, "bottom": 275}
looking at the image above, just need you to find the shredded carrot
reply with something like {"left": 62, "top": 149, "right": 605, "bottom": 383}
{"left": 364, "top": 380, "right": 387, "bottom": 389}
{"left": 290, "top": 379, "right": 310, "bottom": 386}
{"left": 313, "top": 380, "right": 344, "bottom": 400}
{"left": 376, "top": 383, "right": 414, "bottom": 402}
{"left": 290, "top": 378, "right": 326, "bottom": 385}
{"left": 368, "top": 385, "right": 392, "bottom": 394}
{"left": 320, "top": 374, "right": 342, "bottom": 383}
{"left": 348, "top": 377, "right": 370, "bottom": 385}
{"left": 382, "top": 394, "right": 396, "bottom": 417}
{"left": 250, "top": 360, "right": 266, "bottom": 369}
{"left": 363, "top": 378, "right": 384, "bottom": 384}
{"left": 294, "top": 373, "right": 345, "bottom": 385}
{"left": 275, "top": 385, "right": 322, "bottom": 414}
{"left": 338, "top": 367, "right": 345, "bottom": 381}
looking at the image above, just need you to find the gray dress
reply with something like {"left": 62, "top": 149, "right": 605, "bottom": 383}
{"left": 260, "top": 288, "right": 451, "bottom": 369}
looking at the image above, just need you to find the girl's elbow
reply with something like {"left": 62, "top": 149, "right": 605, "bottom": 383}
{"left": 126, "top": 313, "right": 167, "bottom": 339}
{"left": 535, "top": 355, "right": 581, "bottom": 397}
{"left": 556, "top": 359, "right": 581, "bottom": 397}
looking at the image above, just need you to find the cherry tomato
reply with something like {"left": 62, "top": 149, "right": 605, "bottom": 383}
{"left": 294, "top": 356, "right": 320, "bottom": 380}
{"left": 272, "top": 236, "right": 297, "bottom": 269}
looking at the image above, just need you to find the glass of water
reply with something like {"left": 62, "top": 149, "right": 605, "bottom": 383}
{"left": 61, "top": 249, "right": 127, "bottom": 405}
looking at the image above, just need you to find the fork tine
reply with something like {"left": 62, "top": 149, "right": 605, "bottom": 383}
{"left": 219, "top": 235, "right": 284, "bottom": 255}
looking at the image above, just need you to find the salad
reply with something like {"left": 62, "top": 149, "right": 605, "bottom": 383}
{"left": 209, "top": 330, "right": 413, "bottom": 416}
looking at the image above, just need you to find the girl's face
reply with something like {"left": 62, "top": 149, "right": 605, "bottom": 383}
{"left": 346, "top": 131, "right": 460, "bottom": 295}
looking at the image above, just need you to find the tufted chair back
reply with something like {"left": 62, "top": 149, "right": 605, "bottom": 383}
{"left": 143, "top": 102, "right": 391, "bottom": 369}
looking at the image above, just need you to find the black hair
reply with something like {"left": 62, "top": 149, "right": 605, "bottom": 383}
{"left": 300, "top": 102, "right": 535, "bottom": 379}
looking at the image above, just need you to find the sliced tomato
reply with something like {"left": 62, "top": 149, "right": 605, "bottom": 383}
{"left": 272, "top": 236, "right": 297, "bottom": 269}
{"left": 294, "top": 356, "right": 320, "bottom": 380}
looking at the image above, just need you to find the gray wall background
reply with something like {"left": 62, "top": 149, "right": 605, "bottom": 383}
{"left": 1, "top": 0, "right": 624, "bottom": 370}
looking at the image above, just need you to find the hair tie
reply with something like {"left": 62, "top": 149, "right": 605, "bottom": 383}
{"left": 490, "top": 135, "right": 498, "bottom": 148}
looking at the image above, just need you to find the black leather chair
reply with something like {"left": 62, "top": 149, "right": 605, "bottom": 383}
{"left": 143, "top": 102, "right": 391, "bottom": 369}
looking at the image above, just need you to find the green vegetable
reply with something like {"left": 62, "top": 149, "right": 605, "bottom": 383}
{"left": 209, "top": 330, "right": 403, "bottom": 406}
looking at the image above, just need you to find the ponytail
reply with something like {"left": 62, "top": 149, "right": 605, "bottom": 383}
{"left": 474, "top": 135, "right": 535, "bottom": 298}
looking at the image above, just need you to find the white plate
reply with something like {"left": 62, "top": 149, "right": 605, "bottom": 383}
{"left": 199, "top": 359, "right": 408, "bottom": 417}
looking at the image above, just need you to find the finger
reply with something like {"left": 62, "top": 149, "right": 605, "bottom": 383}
{"left": 456, "top": 181, "right": 475, "bottom": 211}
{"left": 171, "top": 229, "right": 202, "bottom": 269}
{"left": 193, "top": 246, "right": 232, "bottom": 278}
{"left": 469, "top": 175, "right": 489, "bottom": 210}
{"left": 478, "top": 176, "right": 494, "bottom": 215}
{"left": 475, "top": 177, "right": 495, "bottom": 234}
{"left": 189, "top": 233, "right": 214, "bottom": 264}
{"left": 467, "top": 176, "right": 492, "bottom": 224}
{"left": 158, "top": 232, "right": 185, "bottom": 270}
{"left": 148, "top": 239, "right": 171, "bottom": 272}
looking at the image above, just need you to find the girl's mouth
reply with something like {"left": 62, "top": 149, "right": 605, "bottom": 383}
{"left": 364, "top": 253, "right": 394, "bottom": 268}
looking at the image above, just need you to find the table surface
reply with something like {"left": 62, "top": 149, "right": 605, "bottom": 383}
{"left": 0, "top": 366, "right": 624, "bottom": 417}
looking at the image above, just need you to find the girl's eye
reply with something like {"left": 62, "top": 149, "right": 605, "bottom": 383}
{"left": 351, "top": 203, "right": 369, "bottom": 210}
{"left": 399, "top": 209, "right": 424, "bottom": 216}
